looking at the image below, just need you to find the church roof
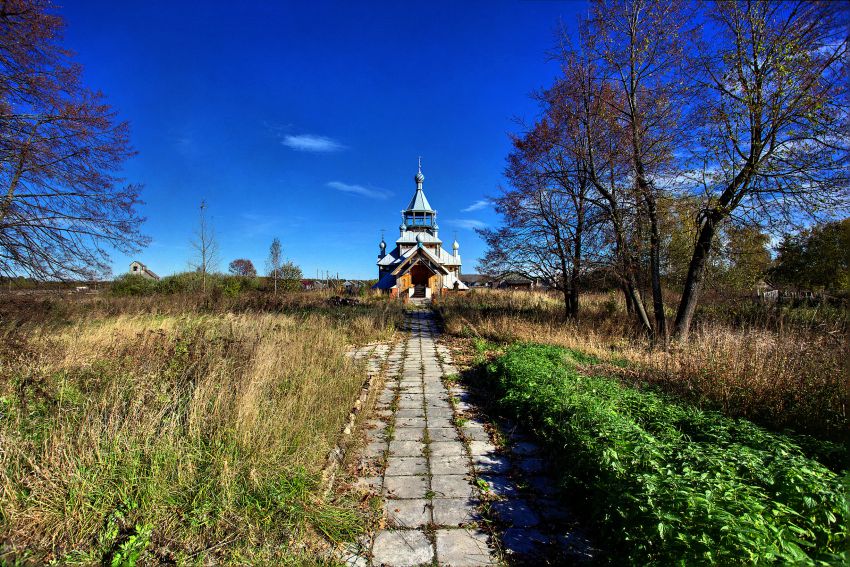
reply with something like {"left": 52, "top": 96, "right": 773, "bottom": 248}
{"left": 405, "top": 187, "right": 433, "bottom": 212}
{"left": 390, "top": 245, "right": 451, "bottom": 276}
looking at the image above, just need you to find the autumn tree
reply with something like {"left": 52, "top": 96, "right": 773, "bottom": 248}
{"left": 189, "top": 200, "right": 218, "bottom": 293}
{"left": 673, "top": 0, "right": 850, "bottom": 338}
{"left": 589, "top": 0, "right": 692, "bottom": 344}
{"left": 553, "top": 36, "right": 658, "bottom": 331}
{"left": 480, "top": 69, "right": 606, "bottom": 319}
{"left": 771, "top": 219, "right": 850, "bottom": 291}
{"left": 266, "top": 237, "right": 282, "bottom": 294}
{"left": 228, "top": 258, "right": 256, "bottom": 277}
{"left": 0, "top": 0, "right": 148, "bottom": 280}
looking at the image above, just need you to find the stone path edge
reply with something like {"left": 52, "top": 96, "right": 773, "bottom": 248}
{"left": 321, "top": 341, "right": 395, "bottom": 497}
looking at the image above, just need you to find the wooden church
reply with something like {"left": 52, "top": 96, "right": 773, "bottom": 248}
{"left": 374, "top": 162, "right": 468, "bottom": 299}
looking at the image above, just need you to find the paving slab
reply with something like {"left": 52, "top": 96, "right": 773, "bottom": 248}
{"left": 429, "top": 441, "right": 467, "bottom": 457}
{"left": 384, "top": 475, "right": 429, "bottom": 499}
{"left": 427, "top": 427, "right": 461, "bottom": 442}
{"left": 385, "top": 456, "right": 429, "bottom": 476}
{"left": 392, "top": 427, "right": 425, "bottom": 441}
{"left": 491, "top": 499, "right": 541, "bottom": 527}
{"left": 386, "top": 498, "right": 431, "bottom": 528}
{"left": 431, "top": 498, "right": 481, "bottom": 527}
{"left": 431, "top": 474, "right": 476, "bottom": 498}
{"left": 371, "top": 529, "right": 433, "bottom": 566}
{"left": 501, "top": 527, "right": 551, "bottom": 557}
{"left": 434, "top": 529, "right": 495, "bottom": 566}
{"left": 430, "top": 455, "right": 469, "bottom": 475}
{"left": 388, "top": 440, "right": 425, "bottom": 457}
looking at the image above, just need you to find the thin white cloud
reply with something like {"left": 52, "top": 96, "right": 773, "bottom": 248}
{"left": 327, "top": 181, "right": 390, "bottom": 200}
{"left": 282, "top": 134, "right": 345, "bottom": 152}
{"left": 446, "top": 218, "right": 486, "bottom": 230}
{"left": 461, "top": 199, "right": 490, "bottom": 212}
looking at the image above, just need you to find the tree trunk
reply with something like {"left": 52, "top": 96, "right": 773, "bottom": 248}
{"left": 627, "top": 277, "right": 653, "bottom": 335}
{"left": 623, "top": 283, "right": 635, "bottom": 314}
{"left": 646, "top": 195, "right": 667, "bottom": 347}
{"left": 562, "top": 285, "right": 573, "bottom": 320}
{"left": 568, "top": 285, "right": 580, "bottom": 319}
{"left": 673, "top": 214, "right": 719, "bottom": 340}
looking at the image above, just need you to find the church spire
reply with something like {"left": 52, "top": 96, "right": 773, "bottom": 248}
{"left": 415, "top": 156, "right": 424, "bottom": 188}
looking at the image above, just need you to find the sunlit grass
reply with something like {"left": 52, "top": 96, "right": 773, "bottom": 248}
{"left": 0, "top": 294, "right": 401, "bottom": 563}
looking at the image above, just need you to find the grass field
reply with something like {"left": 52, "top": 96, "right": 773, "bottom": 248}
{"left": 0, "top": 291, "right": 401, "bottom": 564}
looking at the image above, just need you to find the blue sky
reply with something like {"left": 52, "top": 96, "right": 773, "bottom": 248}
{"left": 61, "top": 0, "right": 585, "bottom": 279}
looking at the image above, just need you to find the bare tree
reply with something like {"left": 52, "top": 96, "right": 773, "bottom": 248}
{"left": 0, "top": 0, "right": 148, "bottom": 280}
{"left": 590, "top": 0, "right": 693, "bottom": 345}
{"left": 556, "top": 35, "right": 657, "bottom": 334}
{"left": 189, "top": 200, "right": 218, "bottom": 293}
{"left": 266, "top": 237, "right": 282, "bottom": 294}
{"left": 673, "top": 0, "right": 850, "bottom": 339}
{"left": 481, "top": 74, "right": 607, "bottom": 320}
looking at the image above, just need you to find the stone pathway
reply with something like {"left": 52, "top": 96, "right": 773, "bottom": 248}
{"left": 350, "top": 310, "right": 594, "bottom": 566}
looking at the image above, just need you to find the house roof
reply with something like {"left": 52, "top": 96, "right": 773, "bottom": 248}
{"left": 459, "top": 274, "right": 490, "bottom": 283}
{"left": 130, "top": 261, "right": 159, "bottom": 280}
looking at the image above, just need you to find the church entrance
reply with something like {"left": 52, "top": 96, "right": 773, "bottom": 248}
{"left": 410, "top": 262, "right": 433, "bottom": 286}
{"left": 410, "top": 262, "right": 435, "bottom": 298}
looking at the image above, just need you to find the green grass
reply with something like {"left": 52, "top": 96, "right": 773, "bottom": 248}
{"left": 486, "top": 343, "right": 850, "bottom": 565}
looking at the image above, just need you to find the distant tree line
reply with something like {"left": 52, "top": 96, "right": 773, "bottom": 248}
{"left": 480, "top": 0, "right": 849, "bottom": 343}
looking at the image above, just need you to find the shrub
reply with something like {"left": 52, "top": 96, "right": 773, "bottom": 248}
{"left": 487, "top": 343, "right": 850, "bottom": 564}
{"left": 110, "top": 274, "right": 157, "bottom": 296}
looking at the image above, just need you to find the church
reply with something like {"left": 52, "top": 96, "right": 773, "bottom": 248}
{"left": 374, "top": 162, "right": 468, "bottom": 299}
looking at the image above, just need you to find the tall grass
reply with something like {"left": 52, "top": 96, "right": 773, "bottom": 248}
{"left": 437, "top": 290, "right": 848, "bottom": 443}
{"left": 0, "top": 294, "right": 401, "bottom": 563}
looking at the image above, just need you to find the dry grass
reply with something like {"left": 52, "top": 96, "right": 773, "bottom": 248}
{"left": 437, "top": 289, "right": 848, "bottom": 442}
{"left": 0, "top": 293, "right": 402, "bottom": 563}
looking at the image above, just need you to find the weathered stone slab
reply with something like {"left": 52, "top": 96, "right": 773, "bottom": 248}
{"left": 471, "top": 453, "right": 511, "bottom": 474}
{"left": 371, "top": 529, "right": 433, "bottom": 566}
{"left": 427, "top": 416, "right": 454, "bottom": 428}
{"left": 383, "top": 475, "right": 429, "bottom": 499}
{"left": 501, "top": 527, "right": 550, "bottom": 557}
{"left": 491, "top": 499, "right": 540, "bottom": 527}
{"left": 431, "top": 498, "right": 481, "bottom": 527}
{"left": 434, "top": 529, "right": 495, "bottom": 566}
{"left": 431, "top": 474, "right": 475, "bottom": 498}
{"left": 430, "top": 455, "right": 469, "bottom": 476}
{"left": 395, "top": 409, "right": 426, "bottom": 419}
{"left": 386, "top": 498, "right": 431, "bottom": 528}
{"left": 429, "top": 441, "right": 466, "bottom": 457}
{"left": 468, "top": 440, "right": 498, "bottom": 457}
{"left": 392, "top": 427, "right": 425, "bottom": 441}
{"left": 385, "top": 456, "right": 428, "bottom": 476}
{"left": 389, "top": 440, "right": 425, "bottom": 457}
{"left": 426, "top": 427, "right": 460, "bottom": 442}
{"left": 477, "top": 474, "right": 518, "bottom": 499}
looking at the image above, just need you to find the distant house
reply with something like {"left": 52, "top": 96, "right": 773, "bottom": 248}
{"left": 459, "top": 274, "right": 492, "bottom": 288}
{"left": 129, "top": 261, "right": 160, "bottom": 281}
{"left": 493, "top": 272, "right": 550, "bottom": 290}
{"left": 496, "top": 273, "right": 534, "bottom": 290}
